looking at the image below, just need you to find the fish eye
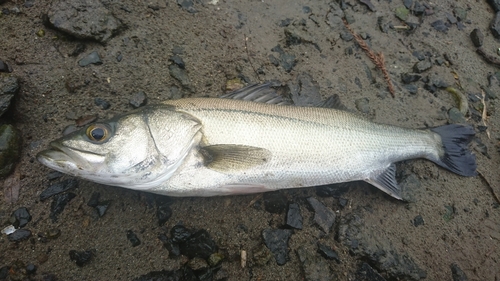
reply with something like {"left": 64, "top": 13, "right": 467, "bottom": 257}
{"left": 86, "top": 124, "right": 111, "bottom": 143}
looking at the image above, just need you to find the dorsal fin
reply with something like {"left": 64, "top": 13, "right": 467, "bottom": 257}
{"left": 220, "top": 83, "right": 292, "bottom": 105}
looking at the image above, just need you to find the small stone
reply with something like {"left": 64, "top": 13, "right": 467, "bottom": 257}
{"left": 401, "top": 73, "right": 422, "bottom": 84}
{"left": 0, "top": 60, "right": 11, "bottom": 73}
{"left": 413, "top": 60, "right": 432, "bottom": 73}
{"left": 171, "top": 224, "right": 192, "bottom": 243}
{"left": 355, "top": 98, "right": 370, "bottom": 114}
{"left": 158, "top": 233, "right": 180, "bottom": 257}
{"left": 156, "top": 197, "right": 172, "bottom": 226}
{"left": 129, "top": 91, "right": 147, "bottom": 108}
{"left": 49, "top": 192, "right": 77, "bottom": 222}
{"left": 95, "top": 201, "right": 110, "bottom": 217}
{"left": 46, "top": 228, "right": 61, "bottom": 239}
{"left": 285, "top": 203, "right": 303, "bottom": 229}
{"left": 454, "top": 7, "right": 467, "bottom": 21}
{"left": 491, "top": 12, "right": 500, "bottom": 39}
{"left": 94, "top": 97, "right": 110, "bottom": 110}
{"left": 253, "top": 244, "right": 273, "bottom": 266}
{"left": 11, "top": 207, "right": 31, "bottom": 228}
{"left": 431, "top": 20, "right": 449, "bottom": 32}
{"left": 263, "top": 191, "right": 287, "bottom": 214}
{"left": 470, "top": 29, "right": 484, "bottom": 48}
{"left": 26, "top": 263, "right": 37, "bottom": 275}
{"left": 127, "top": 230, "right": 141, "bottom": 247}
{"left": 179, "top": 229, "right": 217, "bottom": 259}
{"left": 317, "top": 242, "right": 340, "bottom": 263}
{"left": 340, "top": 31, "right": 354, "bottom": 41}
{"left": 356, "top": 262, "right": 387, "bottom": 281}
{"left": 169, "top": 55, "right": 185, "bottom": 69}
{"left": 316, "top": 183, "right": 351, "bottom": 197}
{"left": 78, "top": 51, "right": 102, "bottom": 67}
{"left": 413, "top": 215, "right": 424, "bottom": 227}
{"left": 208, "top": 253, "right": 224, "bottom": 267}
{"left": 404, "top": 84, "right": 418, "bottom": 95}
{"left": 395, "top": 7, "right": 409, "bottom": 21}
{"left": 87, "top": 192, "right": 100, "bottom": 207}
{"left": 448, "top": 107, "right": 466, "bottom": 124}
{"left": 8, "top": 229, "right": 31, "bottom": 242}
{"left": 307, "top": 197, "right": 336, "bottom": 234}
{"left": 40, "top": 179, "right": 78, "bottom": 201}
{"left": 187, "top": 257, "right": 208, "bottom": 271}
{"left": 450, "top": 263, "right": 468, "bottom": 281}
{"left": 0, "top": 76, "right": 19, "bottom": 116}
{"left": 169, "top": 64, "right": 191, "bottom": 89}
{"left": 69, "top": 250, "right": 93, "bottom": 266}
{"left": 176, "top": 0, "right": 197, "bottom": 13}
{"left": 262, "top": 228, "right": 293, "bottom": 265}
{"left": 297, "top": 246, "right": 332, "bottom": 280}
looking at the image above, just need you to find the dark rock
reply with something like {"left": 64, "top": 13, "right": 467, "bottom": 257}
{"left": 316, "top": 183, "right": 351, "bottom": 198}
{"left": 286, "top": 202, "right": 303, "bottom": 229}
{"left": 127, "top": 230, "right": 141, "bottom": 247}
{"left": 95, "top": 200, "right": 110, "bottom": 217}
{"left": 279, "top": 18, "right": 293, "bottom": 27}
{"left": 488, "top": 0, "right": 500, "bottom": 12}
{"left": 78, "top": 51, "right": 102, "bottom": 67}
{"left": 130, "top": 91, "right": 147, "bottom": 108}
{"left": 288, "top": 73, "right": 322, "bottom": 106}
{"left": 0, "top": 124, "right": 21, "bottom": 178}
{"left": 0, "top": 60, "right": 12, "bottom": 72}
{"left": 338, "top": 198, "right": 348, "bottom": 208}
{"left": 302, "top": 6, "right": 311, "bottom": 13}
{"left": 262, "top": 228, "right": 293, "bottom": 265}
{"left": 11, "top": 207, "right": 31, "bottom": 228}
{"left": 156, "top": 197, "right": 172, "bottom": 225}
{"left": 431, "top": 20, "right": 449, "bottom": 32}
{"left": 269, "top": 54, "right": 280, "bottom": 66}
{"left": 446, "top": 13, "right": 457, "bottom": 24}
{"left": 450, "top": 263, "right": 468, "bottom": 281}
{"left": 158, "top": 233, "right": 181, "bottom": 257}
{"left": 26, "top": 263, "right": 37, "bottom": 275}
{"left": 412, "top": 51, "right": 426, "bottom": 61}
{"left": 338, "top": 211, "right": 426, "bottom": 281}
{"left": 94, "top": 98, "right": 110, "bottom": 110}
{"left": 404, "top": 85, "right": 418, "bottom": 95}
{"left": 171, "top": 224, "right": 192, "bottom": 243}
{"left": 359, "top": 0, "right": 376, "bottom": 11}
{"left": 413, "top": 60, "right": 432, "bottom": 73}
{"left": 8, "top": 228, "right": 32, "bottom": 242}
{"left": 47, "top": 171, "right": 63, "bottom": 180}
{"left": 413, "top": 215, "right": 424, "bottom": 227}
{"left": 169, "top": 64, "right": 191, "bottom": 89}
{"left": 0, "top": 76, "right": 19, "bottom": 116}
{"left": 355, "top": 98, "right": 370, "bottom": 114}
{"left": 46, "top": 228, "right": 61, "bottom": 239}
{"left": 47, "top": 0, "right": 123, "bottom": 43}
{"left": 0, "top": 266, "right": 8, "bottom": 279}
{"left": 87, "top": 192, "right": 100, "bottom": 207}
{"left": 401, "top": 73, "right": 421, "bottom": 84}
{"left": 69, "top": 249, "right": 93, "bottom": 266}
{"left": 356, "top": 262, "right": 387, "bottom": 281}
{"left": 448, "top": 107, "right": 466, "bottom": 124}
{"left": 340, "top": 31, "right": 354, "bottom": 41}
{"left": 271, "top": 45, "right": 296, "bottom": 73}
{"left": 296, "top": 246, "right": 332, "bottom": 281}
{"left": 307, "top": 197, "right": 336, "bottom": 234}
{"left": 116, "top": 52, "right": 123, "bottom": 62}
{"left": 40, "top": 178, "right": 78, "bottom": 201}
{"left": 326, "top": 2, "right": 344, "bottom": 30}
{"left": 263, "top": 191, "right": 287, "bottom": 214}
{"left": 317, "top": 242, "right": 340, "bottom": 263}
{"left": 493, "top": 12, "right": 500, "bottom": 38}
{"left": 179, "top": 229, "right": 217, "bottom": 259}
{"left": 49, "top": 192, "right": 76, "bottom": 222}
{"left": 169, "top": 55, "right": 185, "bottom": 69}
{"left": 177, "top": 0, "right": 197, "bottom": 13}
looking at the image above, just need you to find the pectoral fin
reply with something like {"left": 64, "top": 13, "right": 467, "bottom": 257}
{"left": 365, "top": 164, "right": 403, "bottom": 200}
{"left": 200, "top": 144, "right": 272, "bottom": 172}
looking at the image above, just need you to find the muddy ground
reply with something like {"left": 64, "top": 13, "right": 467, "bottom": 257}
{"left": 0, "top": 0, "right": 499, "bottom": 280}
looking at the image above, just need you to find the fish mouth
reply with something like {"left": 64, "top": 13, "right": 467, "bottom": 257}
{"left": 37, "top": 142, "right": 104, "bottom": 171}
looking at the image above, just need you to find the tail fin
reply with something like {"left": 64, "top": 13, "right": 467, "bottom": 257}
{"left": 430, "top": 124, "right": 477, "bottom": 176}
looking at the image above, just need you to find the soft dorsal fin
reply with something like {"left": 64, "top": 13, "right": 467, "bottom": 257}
{"left": 200, "top": 144, "right": 272, "bottom": 172}
{"left": 220, "top": 83, "right": 292, "bottom": 105}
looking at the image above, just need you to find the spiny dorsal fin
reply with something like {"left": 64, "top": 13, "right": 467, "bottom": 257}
{"left": 200, "top": 144, "right": 272, "bottom": 172}
{"left": 220, "top": 83, "right": 292, "bottom": 105}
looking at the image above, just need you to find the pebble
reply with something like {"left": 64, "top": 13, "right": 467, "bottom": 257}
{"left": 176, "top": 0, "right": 197, "bottom": 13}
{"left": 8, "top": 228, "right": 31, "bottom": 242}
{"left": 317, "top": 242, "right": 340, "bottom": 263}
{"left": 355, "top": 98, "right": 370, "bottom": 114}
{"left": 156, "top": 197, "right": 172, "bottom": 225}
{"left": 395, "top": 7, "right": 409, "bottom": 21}
{"left": 491, "top": 12, "right": 500, "bottom": 39}
{"left": 40, "top": 179, "right": 78, "bottom": 201}
{"left": 26, "top": 263, "right": 37, "bottom": 275}
{"left": 404, "top": 84, "right": 418, "bottom": 95}
{"left": 169, "top": 64, "right": 191, "bottom": 89}
{"left": 413, "top": 59, "right": 432, "bottom": 73}
{"left": 431, "top": 20, "right": 449, "bottom": 32}
{"left": 262, "top": 228, "right": 293, "bottom": 265}
{"left": 307, "top": 197, "right": 336, "bottom": 233}
{"left": 401, "top": 73, "right": 421, "bottom": 84}
{"left": 413, "top": 215, "right": 424, "bottom": 227}
{"left": 48, "top": 0, "right": 123, "bottom": 42}
{"left": 450, "top": 263, "right": 468, "bottom": 281}
{"left": 179, "top": 229, "right": 217, "bottom": 259}
{"left": 0, "top": 124, "right": 21, "bottom": 177}
{"left": 69, "top": 249, "right": 93, "bottom": 266}
{"left": 289, "top": 73, "right": 323, "bottom": 106}
{"left": 271, "top": 45, "right": 296, "bottom": 73}
{"left": 95, "top": 201, "right": 110, "bottom": 217}
{"left": 127, "top": 230, "right": 141, "bottom": 247}
{"left": 454, "top": 7, "right": 467, "bottom": 21}
{"left": 448, "top": 107, "right": 467, "bottom": 124}
{"left": 94, "top": 97, "right": 110, "bottom": 110}
{"left": 0, "top": 76, "right": 19, "bottom": 116}
{"left": 263, "top": 191, "right": 287, "bottom": 214}
{"left": 296, "top": 246, "right": 332, "bottom": 281}
{"left": 78, "top": 51, "right": 102, "bottom": 67}
{"left": 129, "top": 91, "right": 147, "bottom": 108}
{"left": 158, "top": 233, "right": 181, "bottom": 257}
{"left": 252, "top": 244, "right": 273, "bottom": 266}
{"left": 207, "top": 252, "right": 224, "bottom": 267}
{"left": 285, "top": 202, "right": 303, "bottom": 229}
{"left": 11, "top": 207, "right": 31, "bottom": 228}
{"left": 356, "top": 262, "right": 387, "bottom": 281}
{"left": 0, "top": 60, "right": 11, "bottom": 72}
{"left": 171, "top": 224, "right": 192, "bottom": 243}
{"left": 169, "top": 55, "right": 185, "bottom": 69}
{"left": 49, "top": 192, "right": 76, "bottom": 222}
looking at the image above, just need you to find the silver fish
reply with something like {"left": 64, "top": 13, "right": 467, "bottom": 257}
{"left": 37, "top": 84, "right": 477, "bottom": 199}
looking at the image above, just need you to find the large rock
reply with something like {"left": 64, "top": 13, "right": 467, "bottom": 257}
{"left": 47, "top": 0, "right": 123, "bottom": 43}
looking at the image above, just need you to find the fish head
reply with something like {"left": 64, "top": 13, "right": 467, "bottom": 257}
{"left": 37, "top": 106, "right": 202, "bottom": 190}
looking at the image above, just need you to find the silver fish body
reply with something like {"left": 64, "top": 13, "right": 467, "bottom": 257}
{"left": 37, "top": 86, "right": 476, "bottom": 199}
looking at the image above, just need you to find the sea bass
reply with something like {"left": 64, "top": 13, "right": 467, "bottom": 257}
{"left": 37, "top": 84, "right": 477, "bottom": 200}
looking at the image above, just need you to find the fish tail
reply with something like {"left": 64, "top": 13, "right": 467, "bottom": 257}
{"left": 429, "top": 124, "right": 477, "bottom": 176}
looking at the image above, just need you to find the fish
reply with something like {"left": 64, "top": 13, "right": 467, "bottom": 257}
{"left": 37, "top": 84, "right": 477, "bottom": 200}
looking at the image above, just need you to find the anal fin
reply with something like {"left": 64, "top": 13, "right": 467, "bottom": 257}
{"left": 200, "top": 144, "right": 272, "bottom": 173}
{"left": 365, "top": 164, "right": 403, "bottom": 200}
